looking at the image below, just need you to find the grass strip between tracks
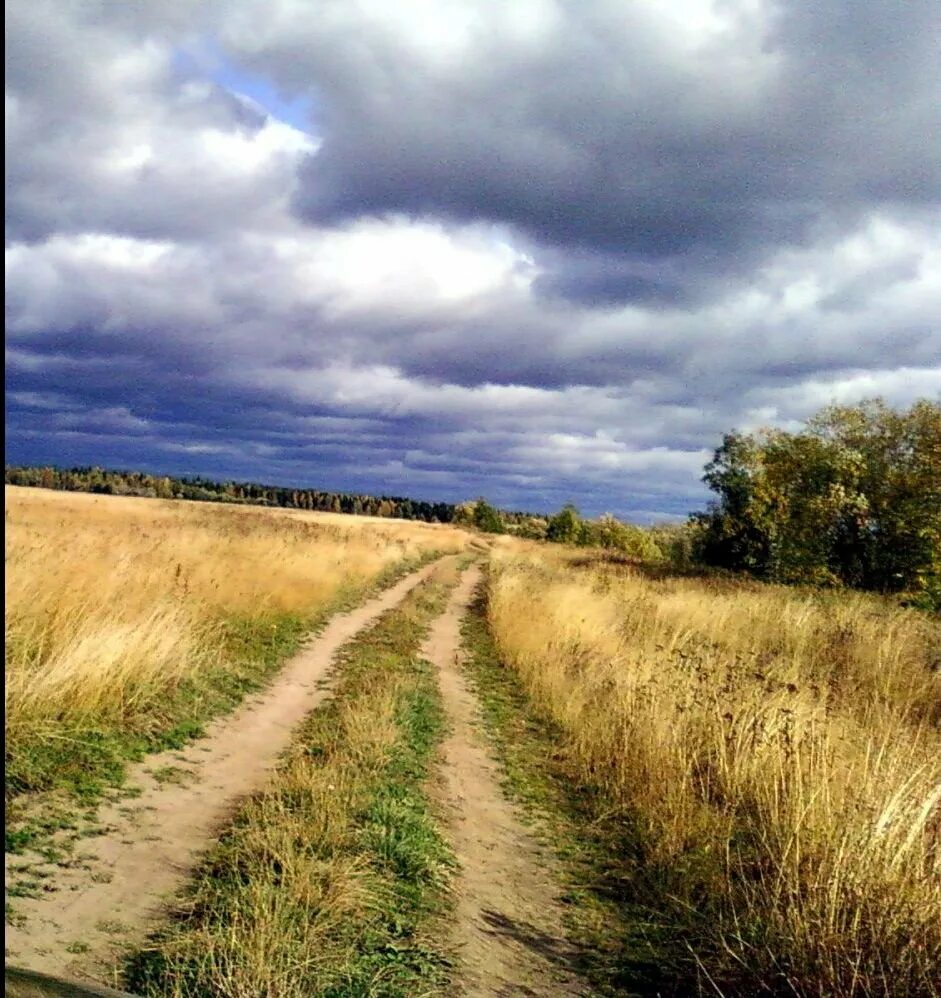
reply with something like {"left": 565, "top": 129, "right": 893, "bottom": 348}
{"left": 126, "top": 568, "right": 460, "bottom": 997}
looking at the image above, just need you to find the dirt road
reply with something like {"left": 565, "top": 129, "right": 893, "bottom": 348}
{"left": 4, "top": 558, "right": 447, "bottom": 985}
{"left": 426, "top": 565, "right": 587, "bottom": 996}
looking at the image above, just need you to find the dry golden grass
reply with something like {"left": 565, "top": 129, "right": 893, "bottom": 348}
{"left": 5, "top": 486, "right": 466, "bottom": 768}
{"left": 488, "top": 546, "right": 941, "bottom": 996}
{"left": 138, "top": 710, "right": 394, "bottom": 997}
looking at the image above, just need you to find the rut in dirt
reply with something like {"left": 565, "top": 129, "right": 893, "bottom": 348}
{"left": 427, "top": 565, "right": 587, "bottom": 997}
{"left": 4, "top": 557, "right": 448, "bottom": 986}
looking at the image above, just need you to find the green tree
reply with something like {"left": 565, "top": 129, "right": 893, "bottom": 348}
{"left": 695, "top": 398, "right": 941, "bottom": 606}
{"left": 546, "top": 503, "right": 582, "bottom": 544}
{"left": 696, "top": 433, "right": 773, "bottom": 575}
{"left": 809, "top": 399, "right": 941, "bottom": 600}
{"left": 596, "top": 514, "right": 663, "bottom": 560}
{"left": 472, "top": 498, "right": 505, "bottom": 534}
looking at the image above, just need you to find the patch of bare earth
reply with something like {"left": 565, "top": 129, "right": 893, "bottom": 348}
{"left": 4, "top": 558, "right": 447, "bottom": 988}
{"left": 428, "top": 565, "right": 587, "bottom": 997}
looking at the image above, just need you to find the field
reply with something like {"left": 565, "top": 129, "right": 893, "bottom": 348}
{"left": 5, "top": 487, "right": 466, "bottom": 804}
{"left": 5, "top": 486, "right": 940, "bottom": 996}
{"left": 488, "top": 548, "right": 941, "bottom": 995}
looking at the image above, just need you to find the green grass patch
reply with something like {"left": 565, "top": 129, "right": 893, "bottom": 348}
{"left": 126, "top": 570, "right": 459, "bottom": 997}
{"left": 147, "top": 766, "right": 192, "bottom": 786}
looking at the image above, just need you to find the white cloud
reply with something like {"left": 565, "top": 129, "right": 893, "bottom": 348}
{"left": 267, "top": 218, "right": 536, "bottom": 318}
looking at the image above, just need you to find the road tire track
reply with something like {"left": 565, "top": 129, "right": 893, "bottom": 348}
{"left": 426, "top": 565, "right": 587, "bottom": 997}
{"left": 4, "top": 557, "right": 449, "bottom": 985}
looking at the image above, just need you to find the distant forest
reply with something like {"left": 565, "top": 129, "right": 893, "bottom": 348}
{"left": 4, "top": 464, "right": 466, "bottom": 523}
{"left": 3, "top": 464, "right": 539, "bottom": 529}
{"left": 8, "top": 397, "right": 937, "bottom": 608}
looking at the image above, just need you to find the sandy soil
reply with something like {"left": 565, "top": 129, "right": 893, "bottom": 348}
{"left": 427, "top": 565, "right": 587, "bottom": 997}
{"left": 4, "top": 558, "right": 446, "bottom": 987}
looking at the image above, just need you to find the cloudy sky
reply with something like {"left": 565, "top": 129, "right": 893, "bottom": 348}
{"left": 6, "top": 0, "right": 940, "bottom": 519}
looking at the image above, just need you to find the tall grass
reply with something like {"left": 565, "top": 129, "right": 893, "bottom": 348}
{"left": 5, "top": 486, "right": 465, "bottom": 799}
{"left": 488, "top": 548, "right": 941, "bottom": 996}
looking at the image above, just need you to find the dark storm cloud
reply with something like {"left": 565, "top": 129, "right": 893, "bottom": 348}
{"left": 5, "top": 0, "right": 941, "bottom": 519}
{"left": 223, "top": 0, "right": 941, "bottom": 303}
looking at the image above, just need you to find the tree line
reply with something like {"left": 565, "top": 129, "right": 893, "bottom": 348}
{"left": 461, "top": 398, "right": 941, "bottom": 609}
{"left": 456, "top": 497, "right": 667, "bottom": 559}
{"left": 8, "top": 398, "right": 936, "bottom": 606}
{"left": 4, "top": 465, "right": 458, "bottom": 524}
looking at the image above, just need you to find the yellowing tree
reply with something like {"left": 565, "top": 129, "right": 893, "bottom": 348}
{"left": 696, "top": 398, "right": 941, "bottom": 607}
